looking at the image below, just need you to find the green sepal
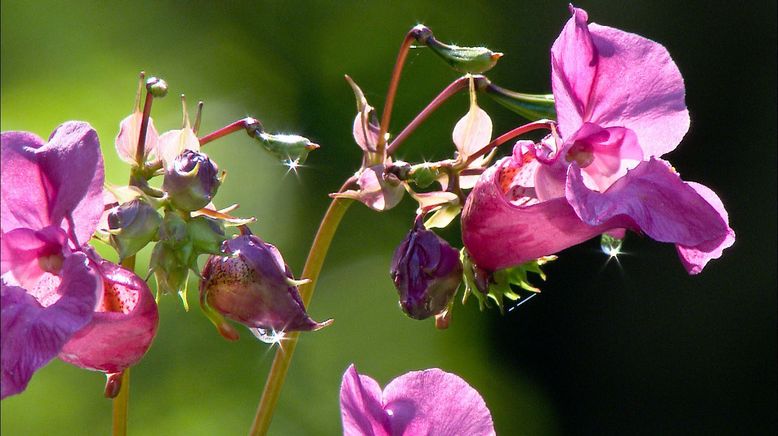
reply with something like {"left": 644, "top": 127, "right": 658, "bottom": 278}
{"left": 408, "top": 163, "right": 440, "bottom": 188}
{"left": 484, "top": 82, "right": 556, "bottom": 121}
{"left": 461, "top": 249, "right": 555, "bottom": 313}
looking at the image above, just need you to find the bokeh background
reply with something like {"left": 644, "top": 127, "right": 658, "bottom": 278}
{"left": 2, "top": 1, "right": 775, "bottom": 435}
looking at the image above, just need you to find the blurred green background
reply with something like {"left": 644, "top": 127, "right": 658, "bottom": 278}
{"left": 2, "top": 1, "right": 775, "bottom": 435}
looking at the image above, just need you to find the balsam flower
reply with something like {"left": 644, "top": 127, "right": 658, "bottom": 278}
{"left": 462, "top": 5, "right": 734, "bottom": 274}
{"left": 340, "top": 364, "right": 495, "bottom": 436}
{"left": 1, "top": 122, "right": 158, "bottom": 398}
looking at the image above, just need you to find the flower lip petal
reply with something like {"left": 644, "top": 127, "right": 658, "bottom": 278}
{"left": 565, "top": 158, "right": 731, "bottom": 251}
{"left": 1, "top": 252, "right": 100, "bottom": 399}
{"left": 59, "top": 260, "right": 159, "bottom": 374}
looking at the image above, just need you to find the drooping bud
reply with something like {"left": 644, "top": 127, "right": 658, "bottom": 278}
{"left": 106, "top": 199, "right": 162, "bottom": 260}
{"left": 390, "top": 217, "right": 463, "bottom": 320}
{"left": 253, "top": 131, "right": 319, "bottom": 166}
{"left": 58, "top": 260, "right": 159, "bottom": 395}
{"left": 200, "top": 234, "right": 332, "bottom": 335}
{"left": 162, "top": 150, "right": 221, "bottom": 211}
{"left": 412, "top": 25, "right": 502, "bottom": 74}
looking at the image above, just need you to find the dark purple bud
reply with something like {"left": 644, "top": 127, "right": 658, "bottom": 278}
{"left": 390, "top": 217, "right": 463, "bottom": 320}
{"left": 200, "top": 234, "right": 331, "bottom": 334}
{"left": 162, "top": 150, "right": 221, "bottom": 211}
{"left": 107, "top": 199, "right": 162, "bottom": 260}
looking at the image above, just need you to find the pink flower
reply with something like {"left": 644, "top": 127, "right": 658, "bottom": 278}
{"left": 1, "top": 122, "right": 158, "bottom": 399}
{"left": 340, "top": 365, "right": 495, "bottom": 436}
{"left": 461, "top": 5, "right": 734, "bottom": 274}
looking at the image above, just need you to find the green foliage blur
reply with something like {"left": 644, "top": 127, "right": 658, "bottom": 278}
{"left": 2, "top": 1, "right": 775, "bottom": 435}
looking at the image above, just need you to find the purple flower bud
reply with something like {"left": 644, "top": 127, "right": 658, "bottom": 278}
{"left": 390, "top": 218, "right": 463, "bottom": 320}
{"left": 200, "top": 234, "right": 331, "bottom": 334}
{"left": 162, "top": 149, "right": 220, "bottom": 211}
{"left": 107, "top": 199, "right": 162, "bottom": 260}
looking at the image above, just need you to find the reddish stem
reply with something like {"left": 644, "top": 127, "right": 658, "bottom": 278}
{"left": 377, "top": 29, "right": 417, "bottom": 156}
{"left": 461, "top": 120, "right": 555, "bottom": 168}
{"left": 135, "top": 91, "right": 154, "bottom": 165}
{"left": 386, "top": 76, "right": 474, "bottom": 156}
{"left": 198, "top": 117, "right": 262, "bottom": 146}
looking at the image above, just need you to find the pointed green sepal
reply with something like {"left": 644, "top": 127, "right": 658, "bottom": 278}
{"left": 483, "top": 81, "right": 556, "bottom": 121}
{"left": 461, "top": 249, "right": 555, "bottom": 313}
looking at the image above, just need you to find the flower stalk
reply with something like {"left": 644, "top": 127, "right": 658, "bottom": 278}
{"left": 198, "top": 117, "right": 263, "bottom": 146}
{"left": 376, "top": 28, "right": 418, "bottom": 156}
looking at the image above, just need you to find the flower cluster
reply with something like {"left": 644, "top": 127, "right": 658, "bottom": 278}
{"left": 1, "top": 4, "right": 735, "bottom": 434}
{"left": 331, "top": 5, "right": 734, "bottom": 326}
{"left": 1, "top": 73, "right": 323, "bottom": 398}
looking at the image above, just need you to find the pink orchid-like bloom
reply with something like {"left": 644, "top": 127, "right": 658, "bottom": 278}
{"left": 1, "top": 122, "right": 158, "bottom": 399}
{"left": 461, "top": 5, "right": 734, "bottom": 274}
{"left": 340, "top": 364, "right": 495, "bottom": 436}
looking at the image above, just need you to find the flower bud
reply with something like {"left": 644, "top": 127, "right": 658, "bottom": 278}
{"left": 390, "top": 217, "right": 463, "bottom": 320}
{"left": 107, "top": 199, "right": 162, "bottom": 260}
{"left": 59, "top": 260, "right": 159, "bottom": 388}
{"left": 200, "top": 234, "right": 332, "bottom": 334}
{"left": 162, "top": 149, "right": 221, "bottom": 211}
{"left": 146, "top": 76, "right": 168, "bottom": 98}
{"left": 253, "top": 131, "right": 319, "bottom": 165}
{"left": 414, "top": 26, "right": 502, "bottom": 74}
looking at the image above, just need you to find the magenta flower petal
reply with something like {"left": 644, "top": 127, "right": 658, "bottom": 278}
{"left": 550, "top": 5, "right": 598, "bottom": 132}
{"left": 552, "top": 6, "right": 689, "bottom": 157}
{"left": 340, "top": 365, "right": 495, "bottom": 436}
{"left": 1, "top": 226, "right": 68, "bottom": 288}
{"left": 1, "top": 122, "right": 105, "bottom": 244}
{"left": 1, "top": 131, "right": 49, "bottom": 232}
{"left": 1, "top": 253, "right": 100, "bottom": 399}
{"left": 675, "top": 182, "right": 735, "bottom": 274}
{"left": 462, "top": 158, "right": 627, "bottom": 271}
{"left": 40, "top": 122, "right": 105, "bottom": 244}
{"left": 382, "top": 369, "right": 495, "bottom": 436}
{"left": 565, "top": 158, "right": 733, "bottom": 272}
{"left": 59, "top": 260, "right": 159, "bottom": 373}
{"left": 340, "top": 365, "right": 389, "bottom": 436}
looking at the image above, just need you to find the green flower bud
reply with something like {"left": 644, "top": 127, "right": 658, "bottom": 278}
{"left": 408, "top": 163, "right": 441, "bottom": 188}
{"left": 106, "top": 199, "right": 162, "bottom": 260}
{"left": 413, "top": 25, "right": 502, "bottom": 74}
{"left": 146, "top": 77, "right": 168, "bottom": 98}
{"left": 253, "top": 132, "right": 319, "bottom": 165}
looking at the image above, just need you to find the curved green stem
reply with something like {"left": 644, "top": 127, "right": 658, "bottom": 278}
{"left": 248, "top": 196, "right": 353, "bottom": 436}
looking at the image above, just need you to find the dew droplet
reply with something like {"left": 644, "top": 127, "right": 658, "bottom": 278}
{"left": 249, "top": 327, "right": 286, "bottom": 345}
{"left": 600, "top": 234, "right": 623, "bottom": 257}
